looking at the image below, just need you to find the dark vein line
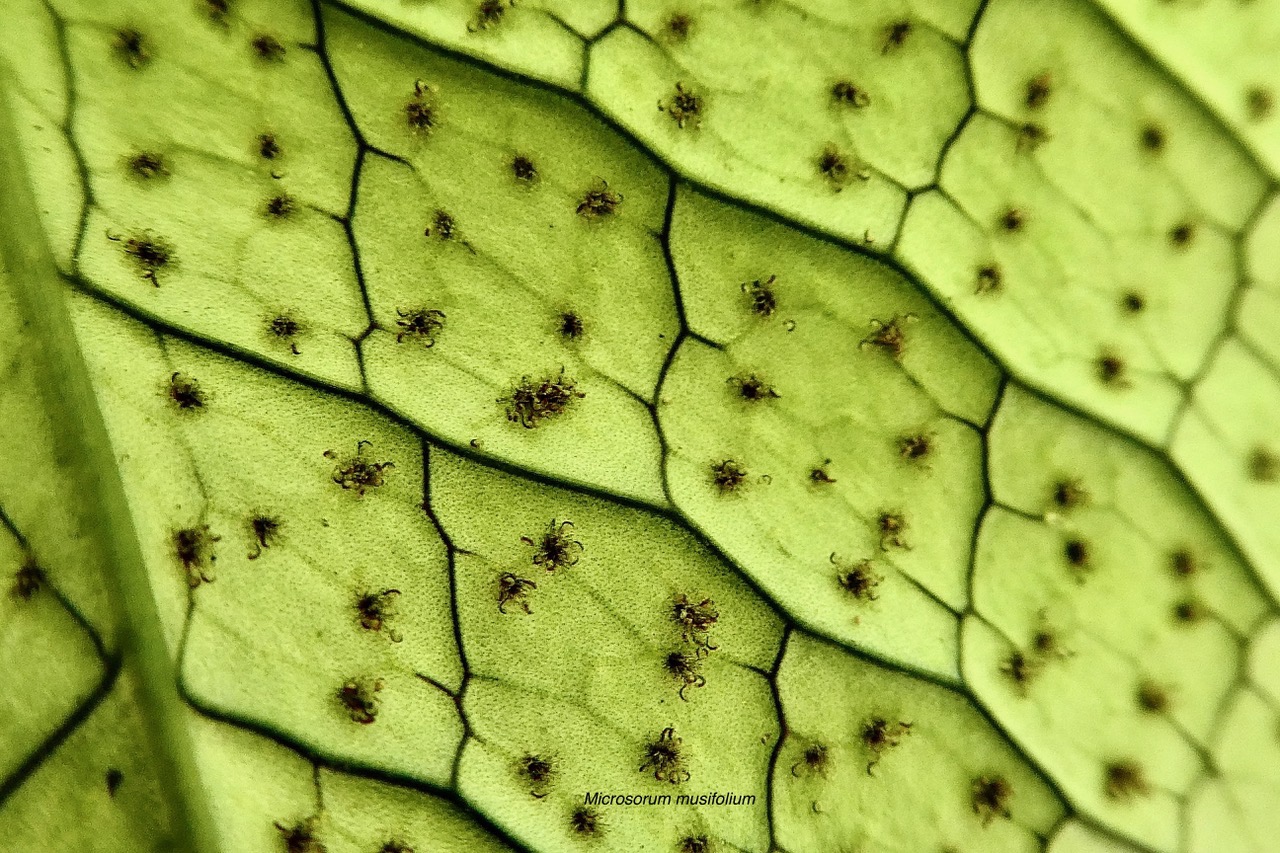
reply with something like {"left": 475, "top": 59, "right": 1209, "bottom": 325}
{"left": 0, "top": 660, "right": 120, "bottom": 808}
{"left": 178, "top": 693, "right": 532, "bottom": 853}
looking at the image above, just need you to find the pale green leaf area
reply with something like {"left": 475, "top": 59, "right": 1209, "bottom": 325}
{"left": 326, "top": 6, "right": 675, "bottom": 505}
{"left": 1240, "top": 190, "right": 1280, "bottom": 369}
{"left": 898, "top": 0, "right": 1266, "bottom": 448}
{"left": 0, "top": 670, "right": 176, "bottom": 851}
{"left": 968, "top": 385, "right": 1272, "bottom": 851}
{"left": 1, "top": 0, "right": 1279, "bottom": 852}
{"left": 1090, "top": 0, "right": 1280, "bottom": 178}
{"left": 331, "top": 0, "right": 609, "bottom": 91}
{"left": 661, "top": 183, "right": 998, "bottom": 680}
{"left": 774, "top": 632, "right": 1064, "bottom": 853}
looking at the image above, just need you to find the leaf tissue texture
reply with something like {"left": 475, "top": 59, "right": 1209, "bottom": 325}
{"left": 0, "top": 0, "right": 1276, "bottom": 851}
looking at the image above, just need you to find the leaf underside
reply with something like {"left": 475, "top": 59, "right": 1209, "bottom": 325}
{"left": 0, "top": 1, "right": 1277, "bottom": 852}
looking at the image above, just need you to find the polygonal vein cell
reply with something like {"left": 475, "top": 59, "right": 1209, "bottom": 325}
{"left": 187, "top": 711, "right": 515, "bottom": 852}
{"left": 966, "top": 384, "right": 1272, "bottom": 853}
{"left": 1240, "top": 190, "right": 1280, "bottom": 372}
{"left": 897, "top": 0, "right": 1267, "bottom": 447}
{"left": 1087, "top": 0, "right": 1280, "bottom": 181}
{"left": 661, "top": 183, "right": 999, "bottom": 682}
{"left": 774, "top": 631, "right": 1064, "bottom": 853}
{"left": 328, "top": 0, "right": 607, "bottom": 91}
{"left": 325, "top": 3, "right": 675, "bottom": 507}
{"left": 1174, "top": 337, "right": 1280, "bottom": 606}
{"left": 1188, "top": 683, "right": 1280, "bottom": 853}
{"left": 0, "top": 518, "right": 106, "bottom": 787}
{"left": 0, "top": 246, "right": 120, "bottom": 644}
{"left": 0, "top": 671, "right": 177, "bottom": 852}
{"left": 0, "top": 0, "right": 82, "bottom": 273}
{"left": 428, "top": 446, "right": 782, "bottom": 852}
{"left": 588, "top": 0, "right": 978, "bottom": 246}
{"left": 67, "top": 291, "right": 464, "bottom": 788}
{"left": 60, "top": 0, "right": 367, "bottom": 392}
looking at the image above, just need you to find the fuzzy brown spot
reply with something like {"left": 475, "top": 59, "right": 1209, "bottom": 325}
{"left": 742, "top": 275, "right": 777, "bottom": 317}
{"left": 1097, "top": 353, "right": 1126, "bottom": 386}
{"left": 173, "top": 525, "right": 219, "bottom": 588}
{"left": 1017, "top": 122, "right": 1049, "bottom": 151}
{"left": 861, "top": 718, "right": 912, "bottom": 773}
{"left": 971, "top": 775, "right": 1013, "bottom": 825}
{"left": 356, "top": 589, "right": 403, "bottom": 642}
{"left": 128, "top": 150, "right": 168, "bottom": 179}
{"left": 168, "top": 372, "right": 204, "bottom": 411}
{"left": 1064, "top": 538, "right": 1090, "bottom": 571}
{"left": 274, "top": 818, "right": 325, "bottom": 853}
{"left": 1247, "top": 86, "right": 1274, "bottom": 121}
{"left": 405, "top": 80, "right": 440, "bottom": 134}
{"left": 711, "top": 459, "right": 748, "bottom": 493}
{"left": 1001, "top": 208, "right": 1025, "bottom": 232}
{"left": 114, "top": 232, "right": 172, "bottom": 286}
{"left": 673, "top": 594, "right": 719, "bottom": 653}
{"left": 976, "top": 263, "right": 1002, "bottom": 294}
{"left": 325, "top": 442, "right": 394, "bottom": 497}
{"left": 258, "top": 132, "right": 281, "bottom": 159}
{"left": 883, "top": 20, "right": 912, "bottom": 53}
{"left": 1104, "top": 760, "right": 1150, "bottom": 801}
{"left": 664, "top": 650, "right": 707, "bottom": 701}
{"left": 519, "top": 753, "right": 554, "bottom": 797}
{"left": 337, "top": 677, "right": 383, "bottom": 724}
{"left": 831, "top": 80, "right": 870, "bottom": 108}
{"left": 204, "top": 0, "right": 231, "bottom": 23}
{"left": 899, "top": 433, "right": 932, "bottom": 461}
{"left": 1169, "top": 221, "right": 1196, "bottom": 247}
{"left": 1141, "top": 123, "right": 1165, "bottom": 152}
{"left": 861, "top": 317, "right": 909, "bottom": 359}
{"left": 833, "top": 554, "right": 881, "bottom": 601}
{"left": 727, "top": 372, "right": 779, "bottom": 402}
{"left": 264, "top": 193, "right": 295, "bottom": 218}
{"left": 1173, "top": 598, "right": 1204, "bottom": 624}
{"left": 268, "top": 313, "right": 302, "bottom": 354}
{"left": 576, "top": 180, "right": 622, "bottom": 218}
{"left": 469, "top": 0, "right": 510, "bottom": 31}
{"left": 247, "top": 514, "right": 282, "bottom": 559}
{"left": 1170, "top": 548, "right": 1197, "bottom": 577}
{"left": 640, "top": 727, "right": 689, "bottom": 784}
{"left": 1001, "top": 650, "right": 1039, "bottom": 689}
{"left": 817, "top": 144, "right": 856, "bottom": 189}
{"left": 521, "top": 519, "right": 583, "bottom": 573}
{"left": 511, "top": 154, "right": 537, "bottom": 182}
{"left": 1137, "top": 680, "right": 1169, "bottom": 713}
{"left": 1052, "top": 479, "right": 1087, "bottom": 510}
{"left": 1250, "top": 446, "right": 1279, "bottom": 482}
{"left": 251, "top": 33, "right": 286, "bottom": 61}
{"left": 502, "top": 370, "right": 584, "bottom": 428}
{"left": 877, "top": 512, "right": 908, "bottom": 550}
{"left": 809, "top": 459, "right": 836, "bottom": 485}
{"left": 665, "top": 13, "right": 693, "bottom": 41}
{"left": 11, "top": 556, "right": 44, "bottom": 601}
{"left": 790, "top": 742, "right": 829, "bottom": 777}
{"left": 660, "top": 82, "right": 703, "bottom": 129}
{"left": 680, "top": 837, "right": 711, "bottom": 853}
{"left": 497, "top": 572, "right": 537, "bottom": 614}
{"left": 1025, "top": 72, "right": 1052, "bottom": 109}
{"left": 570, "top": 806, "right": 601, "bottom": 835}
{"left": 114, "top": 28, "right": 149, "bottom": 68}
{"left": 395, "top": 307, "right": 446, "bottom": 347}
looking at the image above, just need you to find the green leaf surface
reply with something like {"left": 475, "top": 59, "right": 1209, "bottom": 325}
{"left": 1, "top": 0, "right": 1277, "bottom": 851}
